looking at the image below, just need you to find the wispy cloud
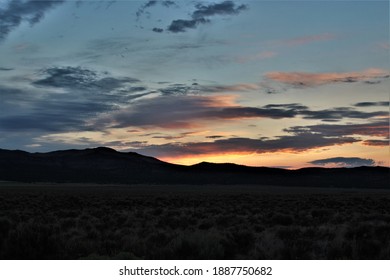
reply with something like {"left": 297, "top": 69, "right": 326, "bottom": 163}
{"left": 0, "top": 0, "right": 64, "bottom": 43}
{"left": 236, "top": 51, "right": 277, "bottom": 63}
{"left": 136, "top": 0, "right": 176, "bottom": 21}
{"left": 281, "top": 33, "right": 336, "bottom": 46}
{"left": 265, "top": 68, "right": 390, "bottom": 87}
{"left": 0, "top": 67, "right": 13, "bottom": 71}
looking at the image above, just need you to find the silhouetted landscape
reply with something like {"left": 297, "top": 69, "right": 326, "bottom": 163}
{"left": 0, "top": 147, "right": 388, "bottom": 188}
{"left": 0, "top": 147, "right": 389, "bottom": 260}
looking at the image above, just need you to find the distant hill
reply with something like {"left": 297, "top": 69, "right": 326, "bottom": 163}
{"left": 0, "top": 147, "right": 388, "bottom": 188}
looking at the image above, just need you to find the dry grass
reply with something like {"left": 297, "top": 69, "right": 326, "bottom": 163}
{"left": 0, "top": 184, "right": 389, "bottom": 259}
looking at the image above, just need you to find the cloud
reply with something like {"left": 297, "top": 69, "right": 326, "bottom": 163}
{"left": 136, "top": 0, "right": 176, "bottom": 21}
{"left": 299, "top": 107, "right": 387, "bottom": 122}
{"left": 309, "top": 157, "right": 375, "bottom": 168}
{"left": 130, "top": 133, "right": 358, "bottom": 158}
{"left": 152, "top": 131, "right": 199, "bottom": 140}
{"left": 152, "top": 27, "right": 164, "bottom": 33}
{"left": 353, "top": 101, "right": 389, "bottom": 107}
{"left": 0, "top": 0, "right": 64, "bottom": 42}
{"left": 33, "top": 66, "right": 140, "bottom": 92}
{"left": 200, "top": 83, "right": 261, "bottom": 92}
{"left": 282, "top": 33, "right": 336, "bottom": 46}
{"left": 265, "top": 68, "right": 390, "bottom": 87}
{"left": 91, "top": 96, "right": 312, "bottom": 129}
{"left": 284, "top": 120, "right": 389, "bottom": 138}
{"left": 158, "top": 82, "right": 260, "bottom": 96}
{"left": 0, "top": 67, "right": 148, "bottom": 133}
{"left": 240, "top": 103, "right": 386, "bottom": 122}
{"left": 237, "top": 51, "right": 277, "bottom": 63}
{"left": 136, "top": 0, "right": 158, "bottom": 20}
{"left": 0, "top": 67, "right": 13, "bottom": 71}
{"left": 91, "top": 92, "right": 388, "bottom": 130}
{"left": 167, "top": 1, "right": 247, "bottom": 33}
{"left": 167, "top": 18, "right": 208, "bottom": 33}
{"left": 362, "top": 139, "right": 389, "bottom": 147}
{"left": 159, "top": 84, "right": 196, "bottom": 96}
{"left": 193, "top": 1, "right": 247, "bottom": 18}
{"left": 363, "top": 139, "right": 390, "bottom": 147}
{"left": 0, "top": 89, "right": 150, "bottom": 133}
{"left": 377, "top": 42, "right": 390, "bottom": 50}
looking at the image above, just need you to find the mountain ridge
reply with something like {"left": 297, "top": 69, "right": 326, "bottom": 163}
{"left": 0, "top": 147, "right": 388, "bottom": 188}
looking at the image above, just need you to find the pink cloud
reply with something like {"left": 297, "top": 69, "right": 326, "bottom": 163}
{"left": 377, "top": 42, "right": 390, "bottom": 50}
{"left": 265, "top": 68, "right": 390, "bottom": 87}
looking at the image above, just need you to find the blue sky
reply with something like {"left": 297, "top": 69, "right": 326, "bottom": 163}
{"left": 0, "top": 0, "right": 389, "bottom": 168}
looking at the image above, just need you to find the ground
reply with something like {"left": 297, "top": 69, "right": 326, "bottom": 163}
{"left": 0, "top": 183, "right": 389, "bottom": 259}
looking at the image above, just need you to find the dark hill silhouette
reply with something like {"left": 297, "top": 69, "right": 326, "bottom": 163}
{"left": 0, "top": 147, "right": 388, "bottom": 188}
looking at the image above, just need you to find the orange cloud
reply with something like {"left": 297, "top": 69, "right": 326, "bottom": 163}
{"left": 266, "top": 68, "right": 390, "bottom": 87}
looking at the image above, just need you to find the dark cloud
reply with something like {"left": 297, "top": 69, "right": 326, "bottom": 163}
{"left": 91, "top": 92, "right": 389, "bottom": 130}
{"left": 264, "top": 103, "right": 309, "bottom": 110}
{"left": 127, "top": 86, "right": 148, "bottom": 93}
{"left": 204, "top": 107, "right": 299, "bottom": 119}
{"left": 0, "top": 67, "right": 148, "bottom": 133}
{"left": 91, "top": 96, "right": 310, "bottom": 129}
{"left": 309, "top": 157, "right": 375, "bottom": 167}
{"left": 33, "top": 66, "right": 139, "bottom": 92}
{"left": 152, "top": 27, "right": 164, "bottom": 33}
{"left": 0, "top": 0, "right": 64, "bottom": 42}
{"left": 193, "top": 1, "right": 247, "bottom": 18}
{"left": 362, "top": 139, "right": 389, "bottom": 147}
{"left": 0, "top": 98, "right": 114, "bottom": 132}
{"left": 364, "top": 80, "right": 382, "bottom": 85}
{"left": 284, "top": 120, "right": 389, "bottom": 138}
{"left": 300, "top": 107, "right": 387, "bottom": 121}
{"left": 353, "top": 101, "right": 389, "bottom": 107}
{"left": 167, "top": 18, "right": 207, "bottom": 33}
{"left": 130, "top": 133, "right": 358, "bottom": 158}
{"left": 0, "top": 67, "right": 13, "bottom": 71}
{"left": 206, "top": 135, "right": 225, "bottom": 139}
{"left": 167, "top": 1, "right": 247, "bottom": 33}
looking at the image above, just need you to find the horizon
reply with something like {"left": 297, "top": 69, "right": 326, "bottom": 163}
{"left": 0, "top": 0, "right": 389, "bottom": 169}
{"left": 1, "top": 146, "right": 388, "bottom": 170}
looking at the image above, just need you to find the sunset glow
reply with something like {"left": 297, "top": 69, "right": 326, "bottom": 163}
{"left": 0, "top": 0, "right": 388, "bottom": 168}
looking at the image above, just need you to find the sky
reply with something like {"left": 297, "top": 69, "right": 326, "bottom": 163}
{"left": 0, "top": 0, "right": 389, "bottom": 168}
